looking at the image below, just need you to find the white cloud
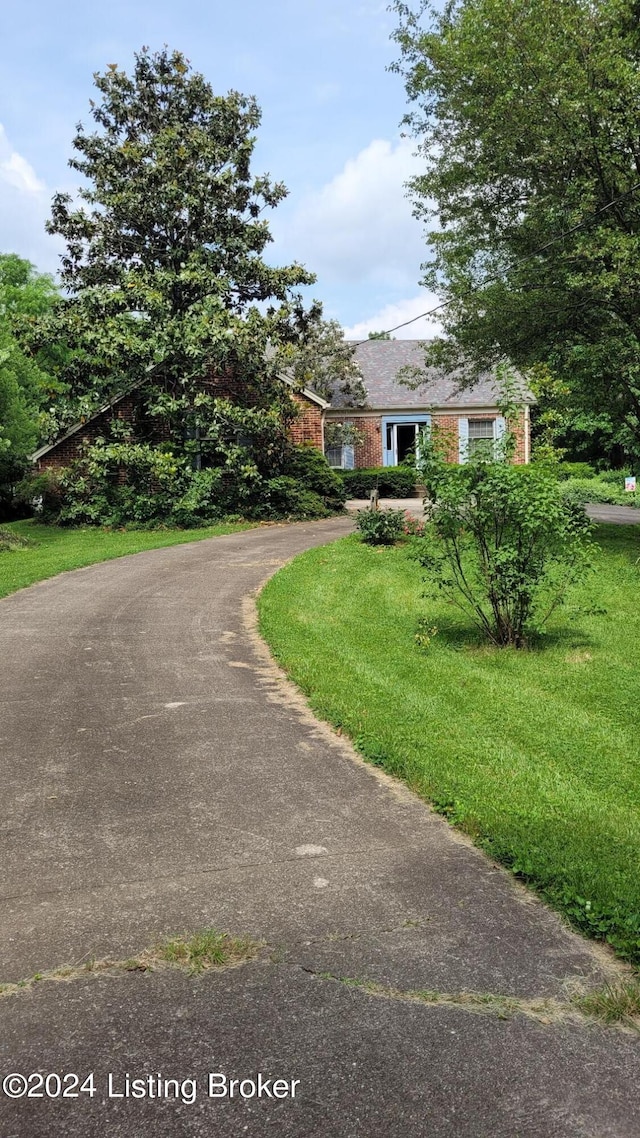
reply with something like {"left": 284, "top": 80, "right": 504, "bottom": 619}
{"left": 0, "top": 124, "right": 63, "bottom": 275}
{"left": 342, "top": 293, "right": 444, "bottom": 340}
{"left": 280, "top": 137, "right": 426, "bottom": 288}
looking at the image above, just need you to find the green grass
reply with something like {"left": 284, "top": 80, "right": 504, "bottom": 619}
{"left": 0, "top": 518, "right": 256, "bottom": 599}
{"left": 258, "top": 524, "right": 640, "bottom": 964}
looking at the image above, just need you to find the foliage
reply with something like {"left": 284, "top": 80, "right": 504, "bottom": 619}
{"left": 355, "top": 506, "right": 408, "bottom": 545}
{"left": 14, "top": 469, "right": 65, "bottom": 523}
{"left": 561, "top": 477, "right": 639, "bottom": 510}
{"left": 258, "top": 526, "right": 640, "bottom": 963}
{"left": 0, "top": 255, "right": 63, "bottom": 516}
{"left": 0, "top": 340, "right": 38, "bottom": 473}
{"left": 38, "top": 48, "right": 322, "bottom": 450}
{"left": 54, "top": 442, "right": 192, "bottom": 526}
{"left": 323, "top": 421, "right": 366, "bottom": 451}
{"left": 21, "top": 440, "right": 344, "bottom": 527}
{"left": 0, "top": 526, "right": 30, "bottom": 552}
{"left": 270, "top": 306, "right": 366, "bottom": 406}
{"left": 391, "top": 0, "right": 640, "bottom": 460}
{"left": 415, "top": 418, "right": 594, "bottom": 646}
{"left": 556, "top": 462, "right": 597, "bottom": 481}
{"left": 338, "top": 465, "right": 418, "bottom": 498}
{"left": 401, "top": 512, "right": 426, "bottom": 537}
{"left": 282, "top": 445, "right": 347, "bottom": 508}
{"left": 28, "top": 49, "right": 358, "bottom": 521}
{"left": 528, "top": 363, "right": 621, "bottom": 469}
{"left": 367, "top": 330, "right": 393, "bottom": 340}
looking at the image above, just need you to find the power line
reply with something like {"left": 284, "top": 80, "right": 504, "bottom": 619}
{"left": 53, "top": 178, "right": 640, "bottom": 352}
{"left": 349, "top": 179, "right": 640, "bottom": 345}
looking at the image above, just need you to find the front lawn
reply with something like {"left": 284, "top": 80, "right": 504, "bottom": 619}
{"left": 0, "top": 518, "right": 255, "bottom": 599}
{"left": 258, "top": 524, "right": 640, "bottom": 964}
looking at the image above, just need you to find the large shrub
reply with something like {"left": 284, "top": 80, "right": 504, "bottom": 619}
{"left": 283, "top": 445, "right": 346, "bottom": 509}
{"left": 416, "top": 427, "right": 594, "bottom": 648}
{"left": 339, "top": 466, "right": 418, "bottom": 498}
{"left": 19, "top": 441, "right": 344, "bottom": 527}
{"left": 561, "top": 477, "right": 639, "bottom": 510}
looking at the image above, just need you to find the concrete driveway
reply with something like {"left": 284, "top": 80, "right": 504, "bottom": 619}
{"left": 1, "top": 519, "right": 639, "bottom": 1137}
{"left": 347, "top": 498, "right": 640, "bottom": 524}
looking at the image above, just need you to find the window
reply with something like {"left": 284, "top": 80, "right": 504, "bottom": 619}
{"left": 325, "top": 444, "right": 354, "bottom": 469}
{"left": 467, "top": 419, "right": 496, "bottom": 458}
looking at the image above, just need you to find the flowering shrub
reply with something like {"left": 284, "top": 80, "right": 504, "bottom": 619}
{"left": 401, "top": 512, "right": 426, "bottom": 538}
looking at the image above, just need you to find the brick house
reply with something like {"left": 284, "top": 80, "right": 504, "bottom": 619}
{"left": 31, "top": 342, "right": 532, "bottom": 477}
{"left": 31, "top": 372, "right": 328, "bottom": 474}
{"left": 323, "top": 340, "right": 532, "bottom": 469}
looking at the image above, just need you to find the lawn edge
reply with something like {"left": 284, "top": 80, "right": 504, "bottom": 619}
{"left": 254, "top": 536, "right": 635, "bottom": 978}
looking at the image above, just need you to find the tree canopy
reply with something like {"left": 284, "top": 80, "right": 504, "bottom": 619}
{"left": 42, "top": 48, "right": 320, "bottom": 407}
{"left": 392, "top": 0, "right": 640, "bottom": 460}
{"left": 23, "top": 49, "right": 356, "bottom": 526}
{"left": 0, "top": 256, "right": 60, "bottom": 501}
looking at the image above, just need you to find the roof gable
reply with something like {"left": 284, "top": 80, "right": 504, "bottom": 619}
{"left": 31, "top": 370, "right": 327, "bottom": 463}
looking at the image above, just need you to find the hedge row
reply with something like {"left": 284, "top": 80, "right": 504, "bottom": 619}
{"left": 337, "top": 466, "right": 419, "bottom": 498}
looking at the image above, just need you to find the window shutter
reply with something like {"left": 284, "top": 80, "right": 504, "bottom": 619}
{"left": 343, "top": 444, "right": 355, "bottom": 470}
{"left": 458, "top": 418, "right": 469, "bottom": 464}
{"left": 495, "top": 416, "right": 507, "bottom": 440}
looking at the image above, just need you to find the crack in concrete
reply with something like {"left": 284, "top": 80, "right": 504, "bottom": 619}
{"left": 0, "top": 844, "right": 419, "bottom": 906}
{"left": 0, "top": 934, "right": 262, "bottom": 999}
{"left": 3, "top": 927, "right": 637, "bottom": 1036}
{"left": 295, "top": 966, "right": 640, "bottom": 1034}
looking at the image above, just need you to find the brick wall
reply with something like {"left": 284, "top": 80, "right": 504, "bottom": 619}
{"left": 35, "top": 396, "right": 140, "bottom": 473}
{"left": 353, "top": 416, "right": 383, "bottom": 467}
{"left": 509, "top": 408, "right": 528, "bottom": 464}
{"left": 431, "top": 414, "right": 460, "bottom": 463}
{"left": 289, "top": 394, "right": 323, "bottom": 448}
{"left": 431, "top": 410, "right": 529, "bottom": 465}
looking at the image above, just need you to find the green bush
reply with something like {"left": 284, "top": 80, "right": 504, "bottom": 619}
{"left": 592, "top": 471, "right": 628, "bottom": 484}
{"left": 19, "top": 442, "right": 346, "bottom": 528}
{"left": 339, "top": 466, "right": 418, "bottom": 498}
{"left": 417, "top": 431, "right": 594, "bottom": 647}
{"left": 556, "top": 461, "right": 596, "bottom": 480}
{"left": 561, "top": 477, "right": 639, "bottom": 509}
{"left": 15, "top": 469, "right": 65, "bottom": 522}
{"left": 250, "top": 476, "right": 330, "bottom": 520}
{"left": 355, "top": 507, "right": 408, "bottom": 545}
{"left": 169, "top": 468, "right": 226, "bottom": 527}
{"left": 283, "top": 445, "right": 346, "bottom": 509}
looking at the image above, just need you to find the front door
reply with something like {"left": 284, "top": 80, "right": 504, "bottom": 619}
{"left": 382, "top": 416, "right": 430, "bottom": 466}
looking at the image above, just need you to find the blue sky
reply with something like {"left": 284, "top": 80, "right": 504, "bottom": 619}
{"left": 0, "top": 0, "right": 441, "bottom": 336}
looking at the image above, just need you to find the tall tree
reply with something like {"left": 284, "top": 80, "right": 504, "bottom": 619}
{"left": 392, "top": 0, "right": 640, "bottom": 458}
{"left": 42, "top": 47, "right": 315, "bottom": 413}
{"left": 0, "top": 256, "right": 61, "bottom": 509}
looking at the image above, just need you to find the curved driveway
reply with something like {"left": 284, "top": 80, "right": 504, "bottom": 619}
{"left": 1, "top": 519, "right": 639, "bottom": 1137}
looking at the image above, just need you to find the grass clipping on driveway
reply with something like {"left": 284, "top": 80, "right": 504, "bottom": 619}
{"left": 258, "top": 524, "right": 640, "bottom": 966}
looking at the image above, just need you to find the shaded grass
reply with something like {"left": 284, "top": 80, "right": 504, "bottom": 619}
{"left": 0, "top": 518, "right": 256, "bottom": 599}
{"left": 258, "top": 524, "right": 640, "bottom": 964}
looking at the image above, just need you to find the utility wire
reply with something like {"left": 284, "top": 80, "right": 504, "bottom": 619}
{"left": 55, "top": 179, "right": 640, "bottom": 351}
{"left": 349, "top": 179, "right": 640, "bottom": 345}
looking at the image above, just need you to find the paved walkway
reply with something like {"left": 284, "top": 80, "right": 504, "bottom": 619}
{"left": 1, "top": 520, "right": 639, "bottom": 1137}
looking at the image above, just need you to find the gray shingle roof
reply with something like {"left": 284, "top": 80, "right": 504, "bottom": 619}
{"left": 328, "top": 340, "right": 533, "bottom": 410}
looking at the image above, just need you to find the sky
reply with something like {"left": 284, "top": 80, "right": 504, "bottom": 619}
{"left": 0, "top": 0, "right": 442, "bottom": 338}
